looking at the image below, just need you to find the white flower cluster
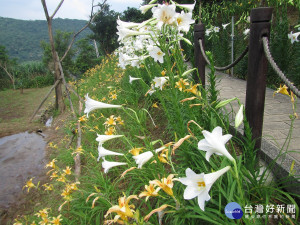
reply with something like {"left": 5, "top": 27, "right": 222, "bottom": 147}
{"left": 115, "top": 1, "right": 195, "bottom": 69}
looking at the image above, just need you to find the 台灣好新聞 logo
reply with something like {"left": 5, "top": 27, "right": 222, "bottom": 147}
{"left": 225, "top": 202, "right": 243, "bottom": 219}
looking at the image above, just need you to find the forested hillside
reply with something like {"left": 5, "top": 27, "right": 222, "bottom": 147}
{"left": 0, "top": 17, "right": 92, "bottom": 62}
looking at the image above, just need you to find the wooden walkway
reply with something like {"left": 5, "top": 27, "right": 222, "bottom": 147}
{"left": 210, "top": 69, "right": 300, "bottom": 176}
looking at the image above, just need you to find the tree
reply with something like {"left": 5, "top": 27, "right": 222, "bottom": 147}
{"left": 121, "top": 7, "right": 151, "bottom": 23}
{"left": 40, "top": 0, "right": 107, "bottom": 112}
{"left": 41, "top": 30, "right": 75, "bottom": 74}
{"left": 74, "top": 38, "right": 98, "bottom": 74}
{"left": 89, "top": 4, "right": 120, "bottom": 55}
{"left": 0, "top": 45, "right": 16, "bottom": 89}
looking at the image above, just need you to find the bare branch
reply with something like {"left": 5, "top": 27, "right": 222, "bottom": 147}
{"left": 60, "top": 0, "right": 107, "bottom": 62}
{"left": 30, "top": 79, "right": 61, "bottom": 122}
{"left": 0, "top": 62, "right": 15, "bottom": 89}
{"left": 41, "top": 0, "right": 50, "bottom": 21}
{"left": 74, "top": 101, "right": 82, "bottom": 181}
{"left": 50, "top": 0, "right": 65, "bottom": 19}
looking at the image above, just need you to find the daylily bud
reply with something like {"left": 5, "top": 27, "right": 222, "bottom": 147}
{"left": 182, "top": 68, "right": 197, "bottom": 77}
{"left": 215, "top": 97, "right": 237, "bottom": 109}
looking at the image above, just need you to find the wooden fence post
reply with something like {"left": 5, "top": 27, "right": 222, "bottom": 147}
{"left": 194, "top": 23, "right": 206, "bottom": 86}
{"left": 245, "top": 7, "right": 273, "bottom": 150}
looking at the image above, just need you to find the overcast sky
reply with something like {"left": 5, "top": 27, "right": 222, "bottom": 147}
{"left": 0, "top": 0, "right": 143, "bottom": 21}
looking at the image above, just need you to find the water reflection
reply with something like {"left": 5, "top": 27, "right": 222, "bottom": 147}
{"left": 0, "top": 132, "right": 46, "bottom": 208}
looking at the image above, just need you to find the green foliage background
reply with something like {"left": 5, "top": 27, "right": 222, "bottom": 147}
{"left": 0, "top": 17, "right": 91, "bottom": 62}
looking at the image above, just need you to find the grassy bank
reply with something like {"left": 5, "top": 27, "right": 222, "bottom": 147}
{"left": 10, "top": 52, "right": 298, "bottom": 225}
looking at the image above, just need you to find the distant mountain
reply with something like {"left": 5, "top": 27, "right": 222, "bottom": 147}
{"left": 0, "top": 17, "right": 92, "bottom": 62}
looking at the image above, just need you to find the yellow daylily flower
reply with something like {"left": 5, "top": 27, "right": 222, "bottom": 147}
{"left": 35, "top": 208, "right": 50, "bottom": 218}
{"left": 152, "top": 102, "right": 159, "bottom": 108}
{"left": 116, "top": 116, "right": 125, "bottom": 125}
{"left": 73, "top": 146, "right": 84, "bottom": 155}
{"left": 129, "top": 147, "right": 144, "bottom": 156}
{"left": 50, "top": 171, "right": 58, "bottom": 180}
{"left": 68, "top": 182, "right": 79, "bottom": 191}
{"left": 273, "top": 84, "right": 290, "bottom": 97}
{"left": 104, "top": 115, "right": 116, "bottom": 126}
{"left": 45, "top": 159, "right": 57, "bottom": 169}
{"left": 63, "top": 166, "right": 72, "bottom": 175}
{"left": 39, "top": 217, "right": 50, "bottom": 225}
{"left": 51, "top": 215, "right": 62, "bottom": 225}
{"left": 61, "top": 188, "right": 72, "bottom": 201}
{"left": 104, "top": 194, "right": 138, "bottom": 222}
{"left": 185, "top": 84, "right": 201, "bottom": 96}
{"left": 57, "top": 174, "right": 66, "bottom": 183}
{"left": 23, "top": 177, "right": 36, "bottom": 193}
{"left": 105, "top": 126, "right": 116, "bottom": 135}
{"left": 78, "top": 115, "right": 87, "bottom": 123}
{"left": 150, "top": 174, "right": 176, "bottom": 196}
{"left": 48, "top": 142, "right": 57, "bottom": 149}
{"left": 158, "top": 149, "right": 169, "bottom": 163}
{"left": 42, "top": 183, "right": 54, "bottom": 191}
{"left": 139, "top": 183, "right": 160, "bottom": 201}
{"left": 175, "top": 78, "right": 189, "bottom": 91}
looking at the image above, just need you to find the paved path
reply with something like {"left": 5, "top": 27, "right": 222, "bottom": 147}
{"left": 210, "top": 69, "right": 300, "bottom": 166}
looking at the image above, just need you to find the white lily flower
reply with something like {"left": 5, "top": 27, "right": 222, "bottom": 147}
{"left": 117, "top": 28, "right": 150, "bottom": 41}
{"left": 133, "top": 151, "right": 154, "bottom": 169}
{"left": 96, "top": 134, "right": 124, "bottom": 146}
{"left": 97, "top": 145, "right": 124, "bottom": 161}
{"left": 153, "top": 77, "right": 169, "bottom": 90}
{"left": 235, "top": 105, "right": 244, "bottom": 128}
{"left": 102, "top": 159, "right": 127, "bottom": 173}
{"left": 117, "top": 17, "right": 140, "bottom": 29}
{"left": 205, "top": 28, "right": 213, "bottom": 36}
{"left": 179, "top": 166, "right": 231, "bottom": 211}
{"left": 243, "top": 28, "right": 250, "bottom": 36}
{"left": 175, "top": 11, "right": 195, "bottom": 33}
{"left": 148, "top": 46, "right": 165, "bottom": 63}
{"left": 152, "top": 3, "right": 176, "bottom": 30}
{"left": 84, "top": 94, "right": 122, "bottom": 118}
{"left": 222, "top": 23, "right": 230, "bottom": 29}
{"left": 288, "top": 31, "right": 300, "bottom": 44}
{"left": 213, "top": 26, "right": 220, "bottom": 32}
{"left": 140, "top": 4, "right": 157, "bottom": 14}
{"left": 129, "top": 76, "right": 142, "bottom": 84}
{"left": 198, "top": 126, "right": 234, "bottom": 162}
{"left": 175, "top": 1, "right": 196, "bottom": 13}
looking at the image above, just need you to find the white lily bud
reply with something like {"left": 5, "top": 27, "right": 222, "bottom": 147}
{"left": 133, "top": 151, "right": 154, "bottom": 169}
{"left": 235, "top": 105, "right": 244, "bottom": 128}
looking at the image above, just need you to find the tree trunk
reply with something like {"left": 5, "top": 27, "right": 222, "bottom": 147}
{"left": 54, "top": 53, "right": 65, "bottom": 112}
{"left": 41, "top": 0, "right": 65, "bottom": 112}
{"left": 0, "top": 63, "right": 15, "bottom": 90}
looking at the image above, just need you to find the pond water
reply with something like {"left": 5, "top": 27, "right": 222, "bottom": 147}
{"left": 0, "top": 132, "right": 46, "bottom": 208}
